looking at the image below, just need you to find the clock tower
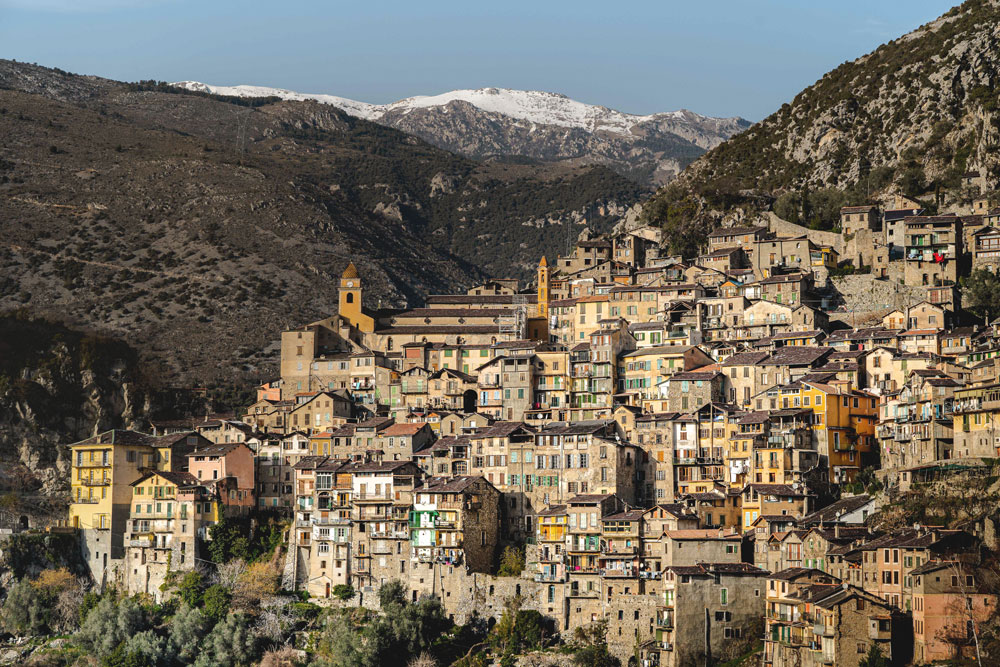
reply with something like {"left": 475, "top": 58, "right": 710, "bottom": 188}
{"left": 338, "top": 262, "right": 374, "bottom": 332}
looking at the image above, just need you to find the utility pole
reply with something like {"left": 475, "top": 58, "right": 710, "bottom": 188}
{"left": 231, "top": 106, "right": 253, "bottom": 166}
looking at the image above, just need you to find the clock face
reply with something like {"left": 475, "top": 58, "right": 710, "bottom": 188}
{"left": 346, "top": 281, "right": 355, "bottom": 288}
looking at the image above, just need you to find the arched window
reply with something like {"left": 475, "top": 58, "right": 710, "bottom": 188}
{"left": 346, "top": 293, "right": 354, "bottom": 304}
{"left": 387, "top": 337, "right": 394, "bottom": 351}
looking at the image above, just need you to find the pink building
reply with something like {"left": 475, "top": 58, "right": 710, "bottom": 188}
{"left": 186, "top": 443, "right": 255, "bottom": 508}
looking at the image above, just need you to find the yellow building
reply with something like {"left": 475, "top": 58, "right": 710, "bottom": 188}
{"left": 953, "top": 383, "right": 1000, "bottom": 459}
{"left": 526, "top": 347, "right": 571, "bottom": 425}
{"left": 798, "top": 381, "right": 878, "bottom": 483}
{"left": 573, "top": 295, "right": 610, "bottom": 343}
{"left": 537, "top": 504, "right": 569, "bottom": 583}
{"left": 68, "top": 430, "right": 207, "bottom": 584}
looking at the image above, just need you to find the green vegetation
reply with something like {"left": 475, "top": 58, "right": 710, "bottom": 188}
{"left": 330, "top": 585, "right": 354, "bottom": 602}
{"left": 772, "top": 186, "right": 849, "bottom": 231}
{"left": 312, "top": 580, "right": 454, "bottom": 667}
{"left": 962, "top": 268, "right": 1000, "bottom": 323}
{"left": 858, "top": 644, "right": 887, "bottom": 667}
{"left": 487, "top": 596, "right": 549, "bottom": 667}
{"left": 570, "top": 620, "right": 619, "bottom": 667}
{"left": 206, "top": 516, "right": 287, "bottom": 564}
{"left": 845, "top": 466, "right": 884, "bottom": 496}
{"left": 0, "top": 532, "right": 86, "bottom": 579}
{"left": 496, "top": 545, "right": 526, "bottom": 576}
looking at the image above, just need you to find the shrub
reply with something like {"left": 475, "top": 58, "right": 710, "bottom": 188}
{"left": 167, "top": 604, "right": 210, "bottom": 664}
{"left": 193, "top": 612, "right": 259, "bottom": 667}
{"left": 77, "top": 596, "right": 149, "bottom": 658}
{"left": 1, "top": 579, "right": 45, "bottom": 635}
{"left": 202, "top": 585, "right": 231, "bottom": 623}
{"left": 497, "top": 546, "right": 525, "bottom": 576}
{"left": 331, "top": 584, "right": 355, "bottom": 602}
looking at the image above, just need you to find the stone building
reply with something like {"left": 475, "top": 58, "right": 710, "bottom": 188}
{"left": 645, "top": 562, "right": 768, "bottom": 667}
{"left": 410, "top": 476, "right": 500, "bottom": 575}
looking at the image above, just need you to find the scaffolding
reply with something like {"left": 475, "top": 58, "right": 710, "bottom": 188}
{"left": 498, "top": 294, "right": 528, "bottom": 340}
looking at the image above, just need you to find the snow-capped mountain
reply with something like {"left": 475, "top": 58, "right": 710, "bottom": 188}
{"left": 173, "top": 82, "right": 750, "bottom": 187}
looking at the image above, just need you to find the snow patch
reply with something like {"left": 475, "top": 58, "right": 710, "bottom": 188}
{"left": 170, "top": 81, "right": 740, "bottom": 136}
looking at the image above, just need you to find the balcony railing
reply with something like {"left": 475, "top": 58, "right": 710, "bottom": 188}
{"left": 813, "top": 624, "right": 834, "bottom": 637}
{"left": 354, "top": 492, "right": 395, "bottom": 501}
{"left": 600, "top": 568, "right": 636, "bottom": 578}
{"left": 369, "top": 529, "right": 409, "bottom": 539}
{"left": 79, "top": 478, "right": 110, "bottom": 486}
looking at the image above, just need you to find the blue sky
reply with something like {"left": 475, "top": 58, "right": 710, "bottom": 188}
{"left": 0, "top": 0, "right": 957, "bottom": 120}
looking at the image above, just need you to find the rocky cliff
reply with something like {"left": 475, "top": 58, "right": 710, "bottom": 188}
{"left": 643, "top": 0, "right": 1000, "bottom": 242}
{"left": 0, "top": 316, "right": 150, "bottom": 517}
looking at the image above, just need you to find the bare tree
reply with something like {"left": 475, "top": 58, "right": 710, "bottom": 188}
{"left": 213, "top": 557, "right": 247, "bottom": 591}
{"left": 407, "top": 653, "right": 438, "bottom": 667}
{"left": 255, "top": 596, "right": 295, "bottom": 643}
{"left": 936, "top": 561, "right": 982, "bottom": 664}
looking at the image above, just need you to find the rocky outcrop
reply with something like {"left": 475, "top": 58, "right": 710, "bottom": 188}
{"left": 648, "top": 0, "right": 1000, "bottom": 227}
{"left": 0, "top": 316, "right": 151, "bottom": 512}
{"left": 379, "top": 100, "right": 748, "bottom": 187}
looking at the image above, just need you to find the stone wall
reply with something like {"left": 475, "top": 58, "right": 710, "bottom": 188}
{"left": 826, "top": 275, "right": 926, "bottom": 326}
{"left": 765, "top": 213, "right": 843, "bottom": 252}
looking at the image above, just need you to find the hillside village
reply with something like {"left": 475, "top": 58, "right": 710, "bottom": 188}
{"left": 54, "top": 190, "right": 1000, "bottom": 666}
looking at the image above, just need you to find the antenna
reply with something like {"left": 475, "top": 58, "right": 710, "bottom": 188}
{"left": 231, "top": 106, "right": 253, "bottom": 165}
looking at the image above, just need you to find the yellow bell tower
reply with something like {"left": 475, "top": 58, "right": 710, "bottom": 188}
{"left": 339, "top": 262, "right": 374, "bottom": 333}
{"left": 537, "top": 256, "right": 550, "bottom": 319}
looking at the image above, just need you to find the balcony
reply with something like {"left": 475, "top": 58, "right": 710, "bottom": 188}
{"left": 72, "top": 497, "right": 100, "bottom": 504}
{"left": 568, "top": 586, "right": 600, "bottom": 597}
{"left": 602, "top": 545, "right": 638, "bottom": 556}
{"left": 74, "top": 460, "right": 111, "bottom": 468}
{"left": 128, "top": 537, "right": 153, "bottom": 548}
{"left": 79, "top": 478, "right": 110, "bottom": 486}
{"left": 369, "top": 529, "right": 409, "bottom": 539}
{"left": 657, "top": 613, "right": 675, "bottom": 629}
{"left": 353, "top": 492, "right": 395, "bottom": 502}
{"left": 600, "top": 568, "right": 636, "bottom": 578}
{"left": 313, "top": 515, "right": 352, "bottom": 527}
{"left": 534, "top": 572, "right": 566, "bottom": 583}
{"left": 813, "top": 624, "right": 834, "bottom": 637}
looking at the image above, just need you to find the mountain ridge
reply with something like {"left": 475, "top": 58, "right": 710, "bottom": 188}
{"left": 172, "top": 82, "right": 744, "bottom": 138}
{"left": 172, "top": 81, "right": 750, "bottom": 187}
{"left": 0, "top": 59, "right": 641, "bottom": 383}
